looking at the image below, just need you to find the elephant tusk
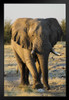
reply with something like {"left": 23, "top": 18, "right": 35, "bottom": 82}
{"left": 31, "top": 50, "right": 35, "bottom": 55}
{"left": 51, "top": 49, "right": 61, "bottom": 56}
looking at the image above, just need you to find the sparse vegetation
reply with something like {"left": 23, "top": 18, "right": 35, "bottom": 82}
{"left": 4, "top": 19, "right": 12, "bottom": 44}
{"left": 60, "top": 19, "right": 66, "bottom": 41}
{"left": 4, "top": 42, "right": 66, "bottom": 96}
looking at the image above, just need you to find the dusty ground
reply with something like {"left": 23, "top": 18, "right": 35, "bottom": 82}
{"left": 4, "top": 42, "right": 66, "bottom": 96}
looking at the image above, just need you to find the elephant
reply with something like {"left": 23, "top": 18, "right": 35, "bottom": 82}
{"left": 10, "top": 18, "right": 63, "bottom": 90}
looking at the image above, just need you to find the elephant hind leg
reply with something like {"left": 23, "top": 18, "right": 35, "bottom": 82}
{"left": 25, "top": 66, "right": 29, "bottom": 85}
{"left": 13, "top": 50, "right": 28, "bottom": 85}
{"left": 36, "top": 60, "right": 41, "bottom": 81}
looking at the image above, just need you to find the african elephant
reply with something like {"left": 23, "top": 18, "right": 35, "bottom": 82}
{"left": 11, "top": 18, "right": 63, "bottom": 90}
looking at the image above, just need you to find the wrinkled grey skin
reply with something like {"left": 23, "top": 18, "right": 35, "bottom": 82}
{"left": 11, "top": 18, "right": 63, "bottom": 90}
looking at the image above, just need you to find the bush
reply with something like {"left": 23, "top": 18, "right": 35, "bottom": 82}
{"left": 60, "top": 19, "right": 66, "bottom": 41}
{"left": 4, "top": 19, "right": 12, "bottom": 44}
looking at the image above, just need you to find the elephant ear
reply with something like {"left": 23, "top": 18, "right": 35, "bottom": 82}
{"left": 12, "top": 29, "right": 31, "bottom": 50}
{"left": 46, "top": 18, "right": 63, "bottom": 47}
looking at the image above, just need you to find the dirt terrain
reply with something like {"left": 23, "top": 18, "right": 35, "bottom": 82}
{"left": 4, "top": 42, "right": 66, "bottom": 96}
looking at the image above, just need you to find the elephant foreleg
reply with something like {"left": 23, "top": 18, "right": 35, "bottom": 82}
{"left": 37, "top": 54, "right": 50, "bottom": 90}
{"left": 24, "top": 49, "right": 43, "bottom": 89}
{"left": 35, "top": 60, "right": 43, "bottom": 87}
{"left": 42, "top": 57, "right": 50, "bottom": 90}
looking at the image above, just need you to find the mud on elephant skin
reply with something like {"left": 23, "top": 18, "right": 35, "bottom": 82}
{"left": 11, "top": 18, "right": 63, "bottom": 90}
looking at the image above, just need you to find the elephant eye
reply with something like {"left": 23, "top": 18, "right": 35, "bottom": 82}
{"left": 32, "top": 34, "right": 34, "bottom": 37}
{"left": 24, "top": 28, "right": 27, "bottom": 33}
{"left": 40, "top": 34, "right": 41, "bottom": 37}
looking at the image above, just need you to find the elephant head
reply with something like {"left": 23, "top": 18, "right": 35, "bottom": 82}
{"left": 30, "top": 18, "right": 63, "bottom": 55}
{"left": 11, "top": 18, "right": 63, "bottom": 89}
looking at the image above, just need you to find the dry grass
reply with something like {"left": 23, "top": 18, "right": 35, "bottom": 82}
{"left": 4, "top": 42, "right": 66, "bottom": 96}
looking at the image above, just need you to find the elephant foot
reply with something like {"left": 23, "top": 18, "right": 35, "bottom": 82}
{"left": 25, "top": 81, "right": 29, "bottom": 85}
{"left": 18, "top": 83, "right": 28, "bottom": 88}
{"left": 32, "top": 82, "right": 43, "bottom": 89}
{"left": 45, "top": 84, "right": 50, "bottom": 90}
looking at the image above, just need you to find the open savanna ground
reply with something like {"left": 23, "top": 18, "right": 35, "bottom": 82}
{"left": 4, "top": 42, "right": 66, "bottom": 96}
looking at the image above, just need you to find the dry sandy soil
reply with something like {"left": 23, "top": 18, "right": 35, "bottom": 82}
{"left": 4, "top": 42, "right": 66, "bottom": 97}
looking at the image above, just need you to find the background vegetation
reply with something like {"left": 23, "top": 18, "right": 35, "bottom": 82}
{"left": 4, "top": 19, "right": 66, "bottom": 44}
{"left": 60, "top": 20, "right": 66, "bottom": 41}
{"left": 4, "top": 19, "right": 12, "bottom": 44}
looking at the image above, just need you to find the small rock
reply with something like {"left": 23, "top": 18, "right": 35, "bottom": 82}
{"left": 37, "top": 89, "right": 45, "bottom": 93}
{"left": 61, "top": 76, "right": 66, "bottom": 78}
